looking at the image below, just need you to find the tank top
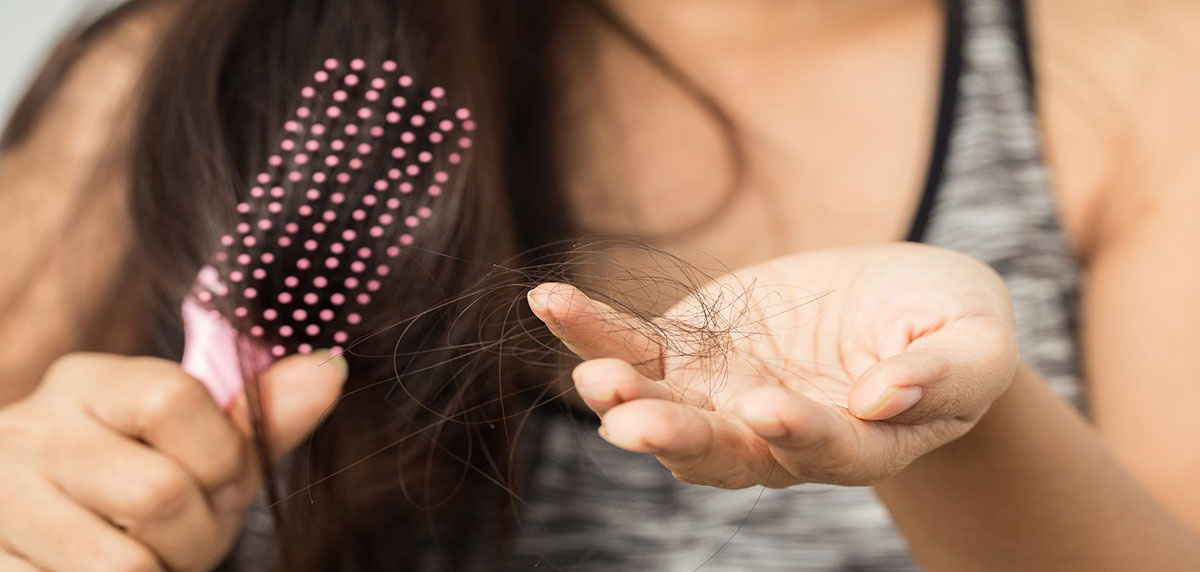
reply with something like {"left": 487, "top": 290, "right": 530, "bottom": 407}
{"left": 228, "top": 0, "right": 1084, "bottom": 568}
{"left": 489, "top": 0, "right": 1084, "bottom": 570}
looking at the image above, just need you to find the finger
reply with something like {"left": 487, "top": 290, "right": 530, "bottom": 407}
{"left": 46, "top": 425, "right": 224, "bottom": 571}
{"left": 61, "top": 355, "right": 246, "bottom": 493}
{"left": 227, "top": 350, "right": 349, "bottom": 462}
{"left": 0, "top": 480, "right": 163, "bottom": 572}
{"left": 850, "top": 318, "right": 1017, "bottom": 423}
{"left": 849, "top": 345, "right": 1006, "bottom": 423}
{"left": 572, "top": 358, "right": 673, "bottom": 415}
{"left": 846, "top": 350, "right": 945, "bottom": 421}
{"left": 599, "top": 398, "right": 770, "bottom": 489}
{"left": 528, "top": 283, "right": 665, "bottom": 378}
{"left": 735, "top": 385, "right": 864, "bottom": 484}
{"left": 0, "top": 551, "right": 41, "bottom": 572}
{"left": 572, "top": 358, "right": 716, "bottom": 416}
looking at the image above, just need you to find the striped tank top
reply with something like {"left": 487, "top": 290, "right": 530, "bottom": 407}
{"left": 492, "top": 0, "right": 1083, "bottom": 570}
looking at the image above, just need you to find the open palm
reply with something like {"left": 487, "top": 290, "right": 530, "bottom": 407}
{"left": 528, "top": 242, "right": 1018, "bottom": 489}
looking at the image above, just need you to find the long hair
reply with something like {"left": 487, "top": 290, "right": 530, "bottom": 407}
{"left": 5, "top": 0, "right": 742, "bottom": 569}
{"left": 129, "top": 1, "right": 573, "bottom": 569}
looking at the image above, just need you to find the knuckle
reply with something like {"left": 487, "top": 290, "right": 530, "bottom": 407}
{"left": 126, "top": 464, "right": 192, "bottom": 522}
{"left": 0, "top": 411, "right": 48, "bottom": 465}
{"left": 43, "top": 352, "right": 100, "bottom": 384}
{"left": 140, "top": 374, "right": 207, "bottom": 424}
{"left": 0, "top": 410, "right": 41, "bottom": 444}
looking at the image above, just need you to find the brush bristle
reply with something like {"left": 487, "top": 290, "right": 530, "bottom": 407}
{"left": 193, "top": 57, "right": 474, "bottom": 358}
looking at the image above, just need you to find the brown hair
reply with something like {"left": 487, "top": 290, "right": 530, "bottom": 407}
{"left": 130, "top": 1, "right": 574, "bottom": 568}
{"left": 5, "top": 0, "right": 742, "bottom": 569}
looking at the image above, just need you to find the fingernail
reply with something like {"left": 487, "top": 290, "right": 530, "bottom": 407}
{"left": 597, "top": 423, "right": 652, "bottom": 451}
{"left": 855, "top": 386, "right": 923, "bottom": 420}
{"left": 526, "top": 287, "right": 548, "bottom": 313}
{"left": 597, "top": 424, "right": 619, "bottom": 446}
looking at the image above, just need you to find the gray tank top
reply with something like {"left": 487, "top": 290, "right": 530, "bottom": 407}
{"left": 492, "top": 0, "right": 1084, "bottom": 570}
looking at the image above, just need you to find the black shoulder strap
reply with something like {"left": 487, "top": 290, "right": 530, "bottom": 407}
{"left": 905, "top": 0, "right": 965, "bottom": 243}
{"left": 1009, "top": 0, "right": 1038, "bottom": 104}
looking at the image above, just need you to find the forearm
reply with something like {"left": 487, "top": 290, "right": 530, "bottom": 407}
{"left": 875, "top": 364, "right": 1200, "bottom": 571}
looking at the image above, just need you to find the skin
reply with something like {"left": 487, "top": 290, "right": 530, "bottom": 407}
{"left": 0, "top": 352, "right": 347, "bottom": 572}
{"left": 1, "top": 0, "right": 1199, "bottom": 570}
{"left": 541, "top": 0, "right": 1200, "bottom": 568}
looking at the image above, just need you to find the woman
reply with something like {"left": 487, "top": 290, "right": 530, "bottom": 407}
{"left": 0, "top": 0, "right": 1198, "bottom": 570}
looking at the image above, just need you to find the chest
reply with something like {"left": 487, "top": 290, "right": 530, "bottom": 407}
{"left": 553, "top": 5, "right": 933, "bottom": 273}
{"left": 553, "top": 3, "right": 1097, "bottom": 273}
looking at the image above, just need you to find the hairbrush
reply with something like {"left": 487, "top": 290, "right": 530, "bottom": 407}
{"left": 181, "top": 57, "right": 475, "bottom": 409}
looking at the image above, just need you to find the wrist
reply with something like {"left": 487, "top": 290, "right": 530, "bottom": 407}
{"left": 878, "top": 362, "right": 1032, "bottom": 490}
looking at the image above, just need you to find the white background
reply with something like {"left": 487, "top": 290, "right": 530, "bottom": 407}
{"left": 0, "top": 0, "right": 111, "bottom": 125}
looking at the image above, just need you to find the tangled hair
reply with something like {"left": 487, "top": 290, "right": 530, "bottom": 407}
{"left": 7, "top": 0, "right": 749, "bottom": 569}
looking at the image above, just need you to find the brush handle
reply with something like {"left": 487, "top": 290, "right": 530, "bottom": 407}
{"left": 181, "top": 297, "right": 266, "bottom": 410}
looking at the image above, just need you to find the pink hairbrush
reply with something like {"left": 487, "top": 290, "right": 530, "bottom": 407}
{"left": 181, "top": 58, "right": 475, "bottom": 409}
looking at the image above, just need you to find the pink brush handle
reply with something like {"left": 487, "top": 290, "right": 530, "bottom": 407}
{"left": 181, "top": 298, "right": 247, "bottom": 409}
{"left": 181, "top": 297, "right": 275, "bottom": 410}
{"left": 181, "top": 266, "right": 276, "bottom": 410}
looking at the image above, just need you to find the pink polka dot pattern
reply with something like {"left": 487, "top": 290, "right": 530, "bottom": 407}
{"left": 191, "top": 58, "right": 473, "bottom": 362}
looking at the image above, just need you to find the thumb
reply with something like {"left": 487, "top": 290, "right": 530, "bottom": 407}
{"left": 847, "top": 350, "right": 955, "bottom": 422}
{"left": 228, "top": 350, "right": 349, "bottom": 460}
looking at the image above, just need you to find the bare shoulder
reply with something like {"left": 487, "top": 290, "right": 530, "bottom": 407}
{"left": 1027, "top": 0, "right": 1200, "bottom": 257}
{"left": 1027, "top": 4, "right": 1200, "bottom": 525}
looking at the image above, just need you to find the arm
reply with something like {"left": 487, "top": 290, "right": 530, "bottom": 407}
{"left": 874, "top": 1, "right": 1200, "bottom": 567}
{"left": 876, "top": 365, "right": 1200, "bottom": 570}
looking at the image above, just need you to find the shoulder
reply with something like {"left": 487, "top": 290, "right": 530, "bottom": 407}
{"left": 1026, "top": 0, "right": 1200, "bottom": 258}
